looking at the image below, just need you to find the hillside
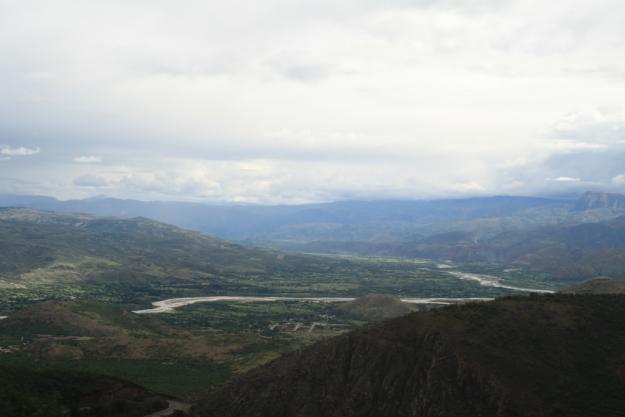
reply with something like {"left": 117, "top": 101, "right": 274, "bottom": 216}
{"left": 337, "top": 294, "right": 415, "bottom": 321}
{"left": 559, "top": 277, "right": 625, "bottom": 294}
{"left": 0, "top": 365, "right": 169, "bottom": 417}
{"left": 0, "top": 301, "right": 252, "bottom": 362}
{"left": 0, "top": 207, "right": 302, "bottom": 278}
{"left": 296, "top": 214, "right": 625, "bottom": 282}
{"left": 0, "top": 207, "right": 357, "bottom": 295}
{"left": 0, "top": 300, "right": 178, "bottom": 338}
{"left": 194, "top": 295, "right": 625, "bottom": 417}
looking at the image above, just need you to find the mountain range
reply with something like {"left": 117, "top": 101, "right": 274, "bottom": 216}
{"left": 0, "top": 207, "right": 347, "bottom": 289}
{"left": 3, "top": 192, "right": 625, "bottom": 284}
{"left": 0, "top": 192, "right": 608, "bottom": 242}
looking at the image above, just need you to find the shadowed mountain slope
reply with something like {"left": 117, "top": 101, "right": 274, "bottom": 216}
{"left": 194, "top": 295, "right": 625, "bottom": 417}
{"left": 0, "top": 365, "right": 168, "bottom": 417}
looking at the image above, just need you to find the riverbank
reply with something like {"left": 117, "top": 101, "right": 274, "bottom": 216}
{"left": 133, "top": 296, "right": 495, "bottom": 314}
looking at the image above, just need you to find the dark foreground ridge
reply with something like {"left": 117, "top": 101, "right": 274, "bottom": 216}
{"left": 194, "top": 294, "right": 625, "bottom": 417}
{"left": 558, "top": 277, "right": 625, "bottom": 294}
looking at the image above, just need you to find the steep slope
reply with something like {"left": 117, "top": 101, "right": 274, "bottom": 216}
{"left": 194, "top": 295, "right": 625, "bottom": 417}
{"left": 559, "top": 277, "right": 625, "bottom": 294}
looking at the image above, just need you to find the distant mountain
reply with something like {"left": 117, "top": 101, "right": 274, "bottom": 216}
{"left": 0, "top": 207, "right": 337, "bottom": 287}
{"left": 0, "top": 194, "right": 571, "bottom": 241}
{"left": 291, "top": 213, "right": 625, "bottom": 282}
{"left": 4, "top": 194, "right": 625, "bottom": 283}
{"left": 574, "top": 191, "right": 625, "bottom": 211}
{"left": 194, "top": 294, "right": 625, "bottom": 417}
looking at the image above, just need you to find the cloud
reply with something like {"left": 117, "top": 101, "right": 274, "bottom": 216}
{"left": 613, "top": 174, "right": 625, "bottom": 186}
{"left": 554, "top": 176, "right": 581, "bottom": 182}
{"left": 1, "top": 1, "right": 625, "bottom": 202}
{"left": 73, "top": 174, "right": 110, "bottom": 188}
{"left": 0, "top": 146, "right": 40, "bottom": 156}
{"left": 73, "top": 155, "right": 102, "bottom": 164}
{"left": 551, "top": 108, "right": 625, "bottom": 146}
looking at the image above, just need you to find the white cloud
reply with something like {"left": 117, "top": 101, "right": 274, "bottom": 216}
{"left": 612, "top": 174, "right": 625, "bottom": 186}
{"left": 73, "top": 155, "right": 102, "bottom": 163}
{"left": 1, "top": 1, "right": 625, "bottom": 202}
{"left": 551, "top": 108, "right": 625, "bottom": 146}
{"left": 0, "top": 146, "right": 40, "bottom": 156}
{"left": 554, "top": 176, "right": 581, "bottom": 182}
{"left": 73, "top": 174, "right": 110, "bottom": 188}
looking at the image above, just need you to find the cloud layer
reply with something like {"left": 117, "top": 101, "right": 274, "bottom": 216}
{"left": 1, "top": 0, "right": 625, "bottom": 202}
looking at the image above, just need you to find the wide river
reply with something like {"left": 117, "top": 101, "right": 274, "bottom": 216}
{"left": 133, "top": 296, "right": 495, "bottom": 314}
{"left": 133, "top": 269, "right": 555, "bottom": 315}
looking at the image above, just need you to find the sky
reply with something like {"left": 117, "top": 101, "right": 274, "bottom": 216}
{"left": 1, "top": 0, "right": 625, "bottom": 204}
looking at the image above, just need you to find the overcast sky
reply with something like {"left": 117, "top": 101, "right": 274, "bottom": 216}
{"left": 1, "top": 0, "right": 625, "bottom": 203}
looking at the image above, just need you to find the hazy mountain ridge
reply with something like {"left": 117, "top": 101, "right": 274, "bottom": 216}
{"left": 574, "top": 191, "right": 625, "bottom": 211}
{"left": 0, "top": 194, "right": 573, "bottom": 241}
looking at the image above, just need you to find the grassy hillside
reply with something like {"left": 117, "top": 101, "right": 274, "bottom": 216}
{"left": 0, "top": 301, "right": 281, "bottom": 397}
{"left": 337, "top": 294, "right": 415, "bottom": 321}
{"left": 0, "top": 207, "right": 315, "bottom": 280}
{"left": 0, "top": 300, "right": 178, "bottom": 339}
{"left": 194, "top": 294, "right": 625, "bottom": 417}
